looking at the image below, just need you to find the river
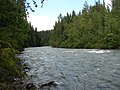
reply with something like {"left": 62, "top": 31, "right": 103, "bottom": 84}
{"left": 18, "top": 46, "right": 120, "bottom": 90}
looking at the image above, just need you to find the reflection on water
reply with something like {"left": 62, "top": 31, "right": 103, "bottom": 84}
{"left": 18, "top": 47, "right": 120, "bottom": 90}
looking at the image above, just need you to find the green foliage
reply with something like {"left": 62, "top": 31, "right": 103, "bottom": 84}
{"left": 0, "top": 0, "right": 29, "bottom": 50}
{"left": 0, "top": 45, "right": 23, "bottom": 82}
{"left": 104, "top": 33, "right": 120, "bottom": 48}
{"left": 0, "top": 0, "right": 46, "bottom": 88}
{"left": 0, "top": 48, "right": 17, "bottom": 70}
{"left": 25, "top": 24, "right": 42, "bottom": 47}
{"left": 0, "top": 0, "right": 29, "bottom": 85}
{"left": 38, "top": 30, "right": 52, "bottom": 46}
{"left": 49, "top": 1, "right": 120, "bottom": 49}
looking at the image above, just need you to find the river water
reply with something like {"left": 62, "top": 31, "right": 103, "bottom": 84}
{"left": 18, "top": 46, "right": 120, "bottom": 90}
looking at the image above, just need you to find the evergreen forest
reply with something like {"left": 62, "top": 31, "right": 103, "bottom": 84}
{"left": 50, "top": 0, "right": 120, "bottom": 49}
{"left": 0, "top": 0, "right": 41, "bottom": 89}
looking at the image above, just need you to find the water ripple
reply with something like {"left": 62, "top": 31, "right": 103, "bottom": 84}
{"left": 18, "top": 47, "right": 120, "bottom": 90}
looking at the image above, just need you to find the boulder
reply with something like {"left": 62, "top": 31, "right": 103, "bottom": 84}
{"left": 26, "top": 83, "right": 37, "bottom": 90}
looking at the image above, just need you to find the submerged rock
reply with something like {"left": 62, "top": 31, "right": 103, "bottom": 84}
{"left": 23, "top": 66, "right": 31, "bottom": 70}
{"left": 26, "top": 83, "right": 37, "bottom": 90}
{"left": 39, "top": 81, "right": 62, "bottom": 89}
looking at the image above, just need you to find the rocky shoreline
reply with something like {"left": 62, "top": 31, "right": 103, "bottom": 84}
{"left": 0, "top": 78, "right": 38, "bottom": 90}
{"left": 0, "top": 65, "right": 38, "bottom": 90}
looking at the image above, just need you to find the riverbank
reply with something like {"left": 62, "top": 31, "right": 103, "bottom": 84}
{"left": 0, "top": 47, "right": 37, "bottom": 90}
{"left": 0, "top": 61, "right": 38, "bottom": 90}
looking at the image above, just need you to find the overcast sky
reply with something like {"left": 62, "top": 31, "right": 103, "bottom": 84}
{"left": 27, "top": 0, "right": 112, "bottom": 31}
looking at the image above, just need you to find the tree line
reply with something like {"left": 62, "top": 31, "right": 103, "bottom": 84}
{"left": 14, "top": 0, "right": 120, "bottom": 49}
{"left": 0, "top": 0, "right": 42, "bottom": 88}
{"left": 49, "top": 0, "right": 120, "bottom": 49}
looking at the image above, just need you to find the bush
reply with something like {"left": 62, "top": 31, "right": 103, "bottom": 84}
{"left": 0, "top": 41, "right": 23, "bottom": 83}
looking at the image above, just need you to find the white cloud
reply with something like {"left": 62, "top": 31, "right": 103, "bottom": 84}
{"left": 105, "top": 0, "right": 112, "bottom": 6}
{"left": 27, "top": 14, "right": 57, "bottom": 31}
{"left": 27, "top": 0, "right": 112, "bottom": 31}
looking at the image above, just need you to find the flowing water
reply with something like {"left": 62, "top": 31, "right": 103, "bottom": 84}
{"left": 18, "top": 46, "right": 120, "bottom": 90}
